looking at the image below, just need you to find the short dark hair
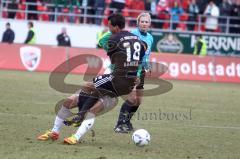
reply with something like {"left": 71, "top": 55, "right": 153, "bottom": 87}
{"left": 108, "top": 13, "right": 125, "bottom": 29}
{"left": 6, "top": 22, "right": 10, "bottom": 26}
{"left": 28, "top": 21, "right": 34, "bottom": 27}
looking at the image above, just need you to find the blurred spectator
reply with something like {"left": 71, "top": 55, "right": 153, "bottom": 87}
{"left": 219, "top": 0, "right": 233, "bottom": 33}
{"left": 204, "top": 1, "right": 220, "bottom": 32}
{"left": 182, "top": 0, "right": 189, "bottom": 11}
{"left": 57, "top": 27, "right": 71, "bottom": 47}
{"left": 149, "top": 0, "right": 158, "bottom": 28}
{"left": 170, "top": 1, "right": 184, "bottom": 30}
{"left": 2, "top": 6, "right": 8, "bottom": 18}
{"left": 196, "top": 0, "right": 208, "bottom": 14}
{"left": 230, "top": 0, "right": 240, "bottom": 33}
{"left": 215, "top": 0, "right": 223, "bottom": 6}
{"left": 80, "top": 0, "right": 96, "bottom": 24}
{"left": 193, "top": 35, "right": 207, "bottom": 56}
{"left": 1, "top": 1, "right": 8, "bottom": 18}
{"left": 1, "top": 22, "right": 15, "bottom": 44}
{"left": 156, "top": 0, "right": 170, "bottom": 29}
{"left": 71, "top": 0, "right": 81, "bottom": 24}
{"left": 187, "top": 0, "right": 199, "bottom": 31}
{"left": 94, "top": 0, "right": 105, "bottom": 25}
{"left": 24, "top": 21, "right": 36, "bottom": 44}
{"left": 37, "top": 1, "right": 49, "bottom": 21}
{"left": 54, "top": 0, "right": 66, "bottom": 21}
{"left": 87, "top": 0, "right": 96, "bottom": 24}
{"left": 144, "top": 0, "right": 152, "bottom": 11}
{"left": 102, "top": 1, "right": 111, "bottom": 26}
{"left": 178, "top": 12, "right": 189, "bottom": 31}
{"left": 150, "top": 0, "right": 157, "bottom": 15}
{"left": 16, "top": 0, "right": 26, "bottom": 20}
{"left": 73, "top": 6, "right": 82, "bottom": 24}
{"left": 7, "top": 0, "right": 18, "bottom": 19}
{"left": 128, "top": 0, "right": 145, "bottom": 18}
{"left": 167, "top": 0, "right": 177, "bottom": 8}
{"left": 128, "top": 0, "right": 145, "bottom": 26}
{"left": 68, "top": 1, "right": 77, "bottom": 23}
{"left": 26, "top": 0, "right": 38, "bottom": 20}
{"left": 46, "top": 0, "right": 55, "bottom": 21}
{"left": 60, "top": 3, "right": 70, "bottom": 22}
{"left": 110, "top": 0, "right": 126, "bottom": 13}
{"left": 56, "top": 1, "right": 81, "bottom": 23}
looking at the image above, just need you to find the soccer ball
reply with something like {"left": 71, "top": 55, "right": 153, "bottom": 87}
{"left": 132, "top": 129, "right": 150, "bottom": 146}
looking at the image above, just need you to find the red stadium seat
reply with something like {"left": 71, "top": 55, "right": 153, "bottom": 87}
{"left": 182, "top": 0, "right": 189, "bottom": 11}
{"left": 122, "top": 7, "right": 129, "bottom": 17}
{"left": 180, "top": 13, "right": 188, "bottom": 21}
{"left": 103, "top": 7, "right": 110, "bottom": 26}
{"left": 37, "top": 3, "right": 49, "bottom": 21}
{"left": 125, "top": 0, "right": 132, "bottom": 7}
{"left": 177, "top": 22, "right": 187, "bottom": 30}
{"left": 58, "top": 8, "right": 70, "bottom": 22}
{"left": 215, "top": 26, "right": 221, "bottom": 33}
{"left": 162, "top": 14, "right": 170, "bottom": 29}
{"left": 73, "top": 6, "right": 81, "bottom": 24}
{"left": 176, "top": 13, "right": 188, "bottom": 30}
{"left": 163, "top": 22, "right": 170, "bottom": 29}
{"left": 2, "top": 7, "right": 8, "bottom": 18}
{"left": 16, "top": 3, "right": 26, "bottom": 19}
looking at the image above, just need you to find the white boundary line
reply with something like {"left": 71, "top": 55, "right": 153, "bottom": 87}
{"left": 187, "top": 125, "right": 240, "bottom": 130}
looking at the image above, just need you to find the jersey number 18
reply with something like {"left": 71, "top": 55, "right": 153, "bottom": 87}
{"left": 123, "top": 42, "right": 141, "bottom": 62}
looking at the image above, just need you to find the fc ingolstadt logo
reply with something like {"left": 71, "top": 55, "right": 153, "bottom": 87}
{"left": 20, "top": 46, "right": 41, "bottom": 71}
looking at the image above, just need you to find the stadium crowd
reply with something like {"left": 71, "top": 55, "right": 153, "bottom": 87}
{"left": 1, "top": 0, "right": 240, "bottom": 33}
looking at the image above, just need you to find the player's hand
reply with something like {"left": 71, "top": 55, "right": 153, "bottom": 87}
{"left": 145, "top": 68, "right": 151, "bottom": 76}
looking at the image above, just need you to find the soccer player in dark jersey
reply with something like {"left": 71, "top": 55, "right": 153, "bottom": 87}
{"left": 62, "top": 13, "right": 147, "bottom": 144}
{"left": 97, "top": 13, "right": 154, "bottom": 133}
{"left": 38, "top": 13, "right": 147, "bottom": 145}
{"left": 114, "top": 13, "right": 153, "bottom": 133}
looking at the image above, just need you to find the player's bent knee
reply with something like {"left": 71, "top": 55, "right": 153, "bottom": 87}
{"left": 126, "top": 96, "right": 137, "bottom": 106}
{"left": 127, "top": 96, "right": 142, "bottom": 106}
{"left": 97, "top": 96, "right": 118, "bottom": 115}
{"left": 127, "top": 98, "right": 136, "bottom": 106}
{"left": 63, "top": 98, "right": 76, "bottom": 109}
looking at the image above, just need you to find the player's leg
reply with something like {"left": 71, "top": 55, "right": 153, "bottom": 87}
{"left": 37, "top": 82, "right": 94, "bottom": 141}
{"left": 63, "top": 74, "right": 117, "bottom": 127}
{"left": 64, "top": 74, "right": 118, "bottom": 144}
{"left": 64, "top": 91, "right": 99, "bottom": 127}
{"left": 37, "top": 95, "right": 77, "bottom": 141}
{"left": 50, "top": 82, "right": 96, "bottom": 131}
{"left": 64, "top": 96, "right": 117, "bottom": 144}
{"left": 114, "top": 73, "right": 145, "bottom": 133}
{"left": 114, "top": 89, "right": 143, "bottom": 133}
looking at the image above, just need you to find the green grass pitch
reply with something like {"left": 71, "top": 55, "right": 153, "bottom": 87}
{"left": 0, "top": 70, "right": 240, "bottom": 159}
